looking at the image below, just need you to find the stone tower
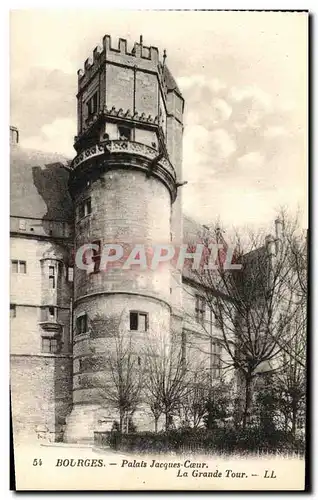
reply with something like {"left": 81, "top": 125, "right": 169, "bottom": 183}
{"left": 64, "top": 35, "right": 184, "bottom": 442}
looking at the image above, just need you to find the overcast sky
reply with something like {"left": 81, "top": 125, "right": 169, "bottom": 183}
{"left": 10, "top": 10, "right": 308, "bottom": 230}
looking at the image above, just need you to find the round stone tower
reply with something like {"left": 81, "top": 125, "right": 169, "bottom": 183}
{"left": 64, "top": 35, "right": 184, "bottom": 442}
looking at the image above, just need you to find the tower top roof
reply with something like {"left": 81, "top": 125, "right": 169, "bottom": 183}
{"left": 77, "top": 34, "right": 183, "bottom": 98}
{"left": 162, "top": 64, "right": 183, "bottom": 98}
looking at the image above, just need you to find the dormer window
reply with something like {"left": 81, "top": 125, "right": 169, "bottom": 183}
{"left": 118, "top": 125, "right": 132, "bottom": 141}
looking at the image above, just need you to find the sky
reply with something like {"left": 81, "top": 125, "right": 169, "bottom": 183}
{"left": 10, "top": 10, "right": 308, "bottom": 230}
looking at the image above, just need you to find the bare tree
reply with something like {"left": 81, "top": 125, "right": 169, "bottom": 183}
{"left": 274, "top": 303, "right": 306, "bottom": 438}
{"left": 143, "top": 334, "right": 190, "bottom": 432}
{"left": 91, "top": 313, "right": 145, "bottom": 433}
{"left": 183, "top": 213, "right": 306, "bottom": 430}
{"left": 178, "top": 366, "right": 210, "bottom": 429}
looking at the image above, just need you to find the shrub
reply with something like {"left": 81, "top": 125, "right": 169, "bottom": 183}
{"left": 95, "top": 426, "right": 305, "bottom": 455}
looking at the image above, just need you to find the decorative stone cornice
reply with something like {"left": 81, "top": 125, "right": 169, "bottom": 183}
{"left": 70, "top": 140, "right": 177, "bottom": 202}
{"left": 39, "top": 321, "right": 63, "bottom": 335}
{"left": 74, "top": 105, "right": 159, "bottom": 147}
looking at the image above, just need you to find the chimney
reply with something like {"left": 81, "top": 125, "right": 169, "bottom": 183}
{"left": 275, "top": 217, "right": 283, "bottom": 253}
{"left": 275, "top": 218, "right": 283, "bottom": 240}
{"left": 10, "top": 126, "right": 19, "bottom": 145}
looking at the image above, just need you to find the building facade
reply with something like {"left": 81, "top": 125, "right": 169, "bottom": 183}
{"left": 10, "top": 36, "right": 241, "bottom": 443}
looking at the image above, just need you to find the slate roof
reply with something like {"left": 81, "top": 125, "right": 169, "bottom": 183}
{"left": 10, "top": 144, "right": 74, "bottom": 222}
{"left": 163, "top": 65, "right": 183, "bottom": 98}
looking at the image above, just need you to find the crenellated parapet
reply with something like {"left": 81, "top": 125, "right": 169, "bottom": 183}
{"left": 77, "top": 35, "right": 159, "bottom": 90}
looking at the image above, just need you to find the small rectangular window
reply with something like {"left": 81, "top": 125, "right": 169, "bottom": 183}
{"left": 68, "top": 267, "right": 74, "bottom": 282}
{"left": 19, "top": 261, "right": 27, "bottom": 274}
{"left": 41, "top": 337, "right": 60, "bottom": 354}
{"left": 11, "top": 260, "right": 26, "bottom": 274}
{"left": 48, "top": 306, "right": 55, "bottom": 319}
{"left": 195, "top": 295, "right": 206, "bottom": 324}
{"left": 42, "top": 338, "right": 50, "bottom": 353}
{"left": 211, "top": 341, "right": 222, "bottom": 378}
{"left": 130, "top": 312, "right": 138, "bottom": 331}
{"left": 118, "top": 125, "right": 132, "bottom": 141}
{"left": 76, "top": 314, "right": 88, "bottom": 335}
{"left": 129, "top": 311, "right": 148, "bottom": 332}
{"left": 214, "top": 301, "right": 224, "bottom": 328}
{"left": 49, "top": 266, "right": 55, "bottom": 289}
{"left": 11, "top": 260, "right": 18, "bottom": 273}
{"left": 10, "top": 304, "right": 16, "bottom": 318}
{"left": 91, "top": 240, "right": 101, "bottom": 273}
{"left": 78, "top": 198, "right": 92, "bottom": 220}
{"left": 87, "top": 92, "right": 98, "bottom": 117}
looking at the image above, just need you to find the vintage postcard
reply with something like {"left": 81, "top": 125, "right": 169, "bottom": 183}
{"left": 10, "top": 9, "right": 308, "bottom": 491}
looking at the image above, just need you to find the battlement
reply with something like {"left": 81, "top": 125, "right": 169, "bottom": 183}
{"left": 103, "top": 35, "right": 159, "bottom": 62}
{"left": 78, "top": 35, "right": 160, "bottom": 89}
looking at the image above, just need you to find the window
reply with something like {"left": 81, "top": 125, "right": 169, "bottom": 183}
{"left": 78, "top": 198, "right": 92, "bottom": 220}
{"left": 49, "top": 266, "right": 55, "bottom": 289}
{"left": 67, "top": 267, "right": 74, "bottom": 282}
{"left": 87, "top": 92, "right": 98, "bottom": 117}
{"left": 137, "top": 356, "right": 141, "bottom": 367}
{"left": 214, "top": 300, "right": 224, "bottom": 328}
{"left": 11, "top": 260, "right": 26, "bottom": 274}
{"left": 10, "top": 304, "right": 16, "bottom": 318}
{"left": 11, "top": 261, "right": 18, "bottom": 273}
{"left": 211, "top": 341, "right": 222, "bottom": 378}
{"left": 20, "top": 261, "right": 26, "bottom": 274}
{"left": 41, "top": 337, "right": 60, "bottom": 354}
{"left": 130, "top": 311, "right": 148, "bottom": 332}
{"left": 91, "top": 240, "right": 101, "bottom": 273}
{"left": 76, "top": 314, "right": 88, "bottom": 335}
{"left": 48, "top": 306, "right": 56, "bottom": 320}
{"left": 19, "top": 219, "right": 26, "bottom": 231}
{"left": 195, "top": 295, "right": 206, "bottom": 324}
{"left": 118, "top": 125, "right": 132, "bottom": 141}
